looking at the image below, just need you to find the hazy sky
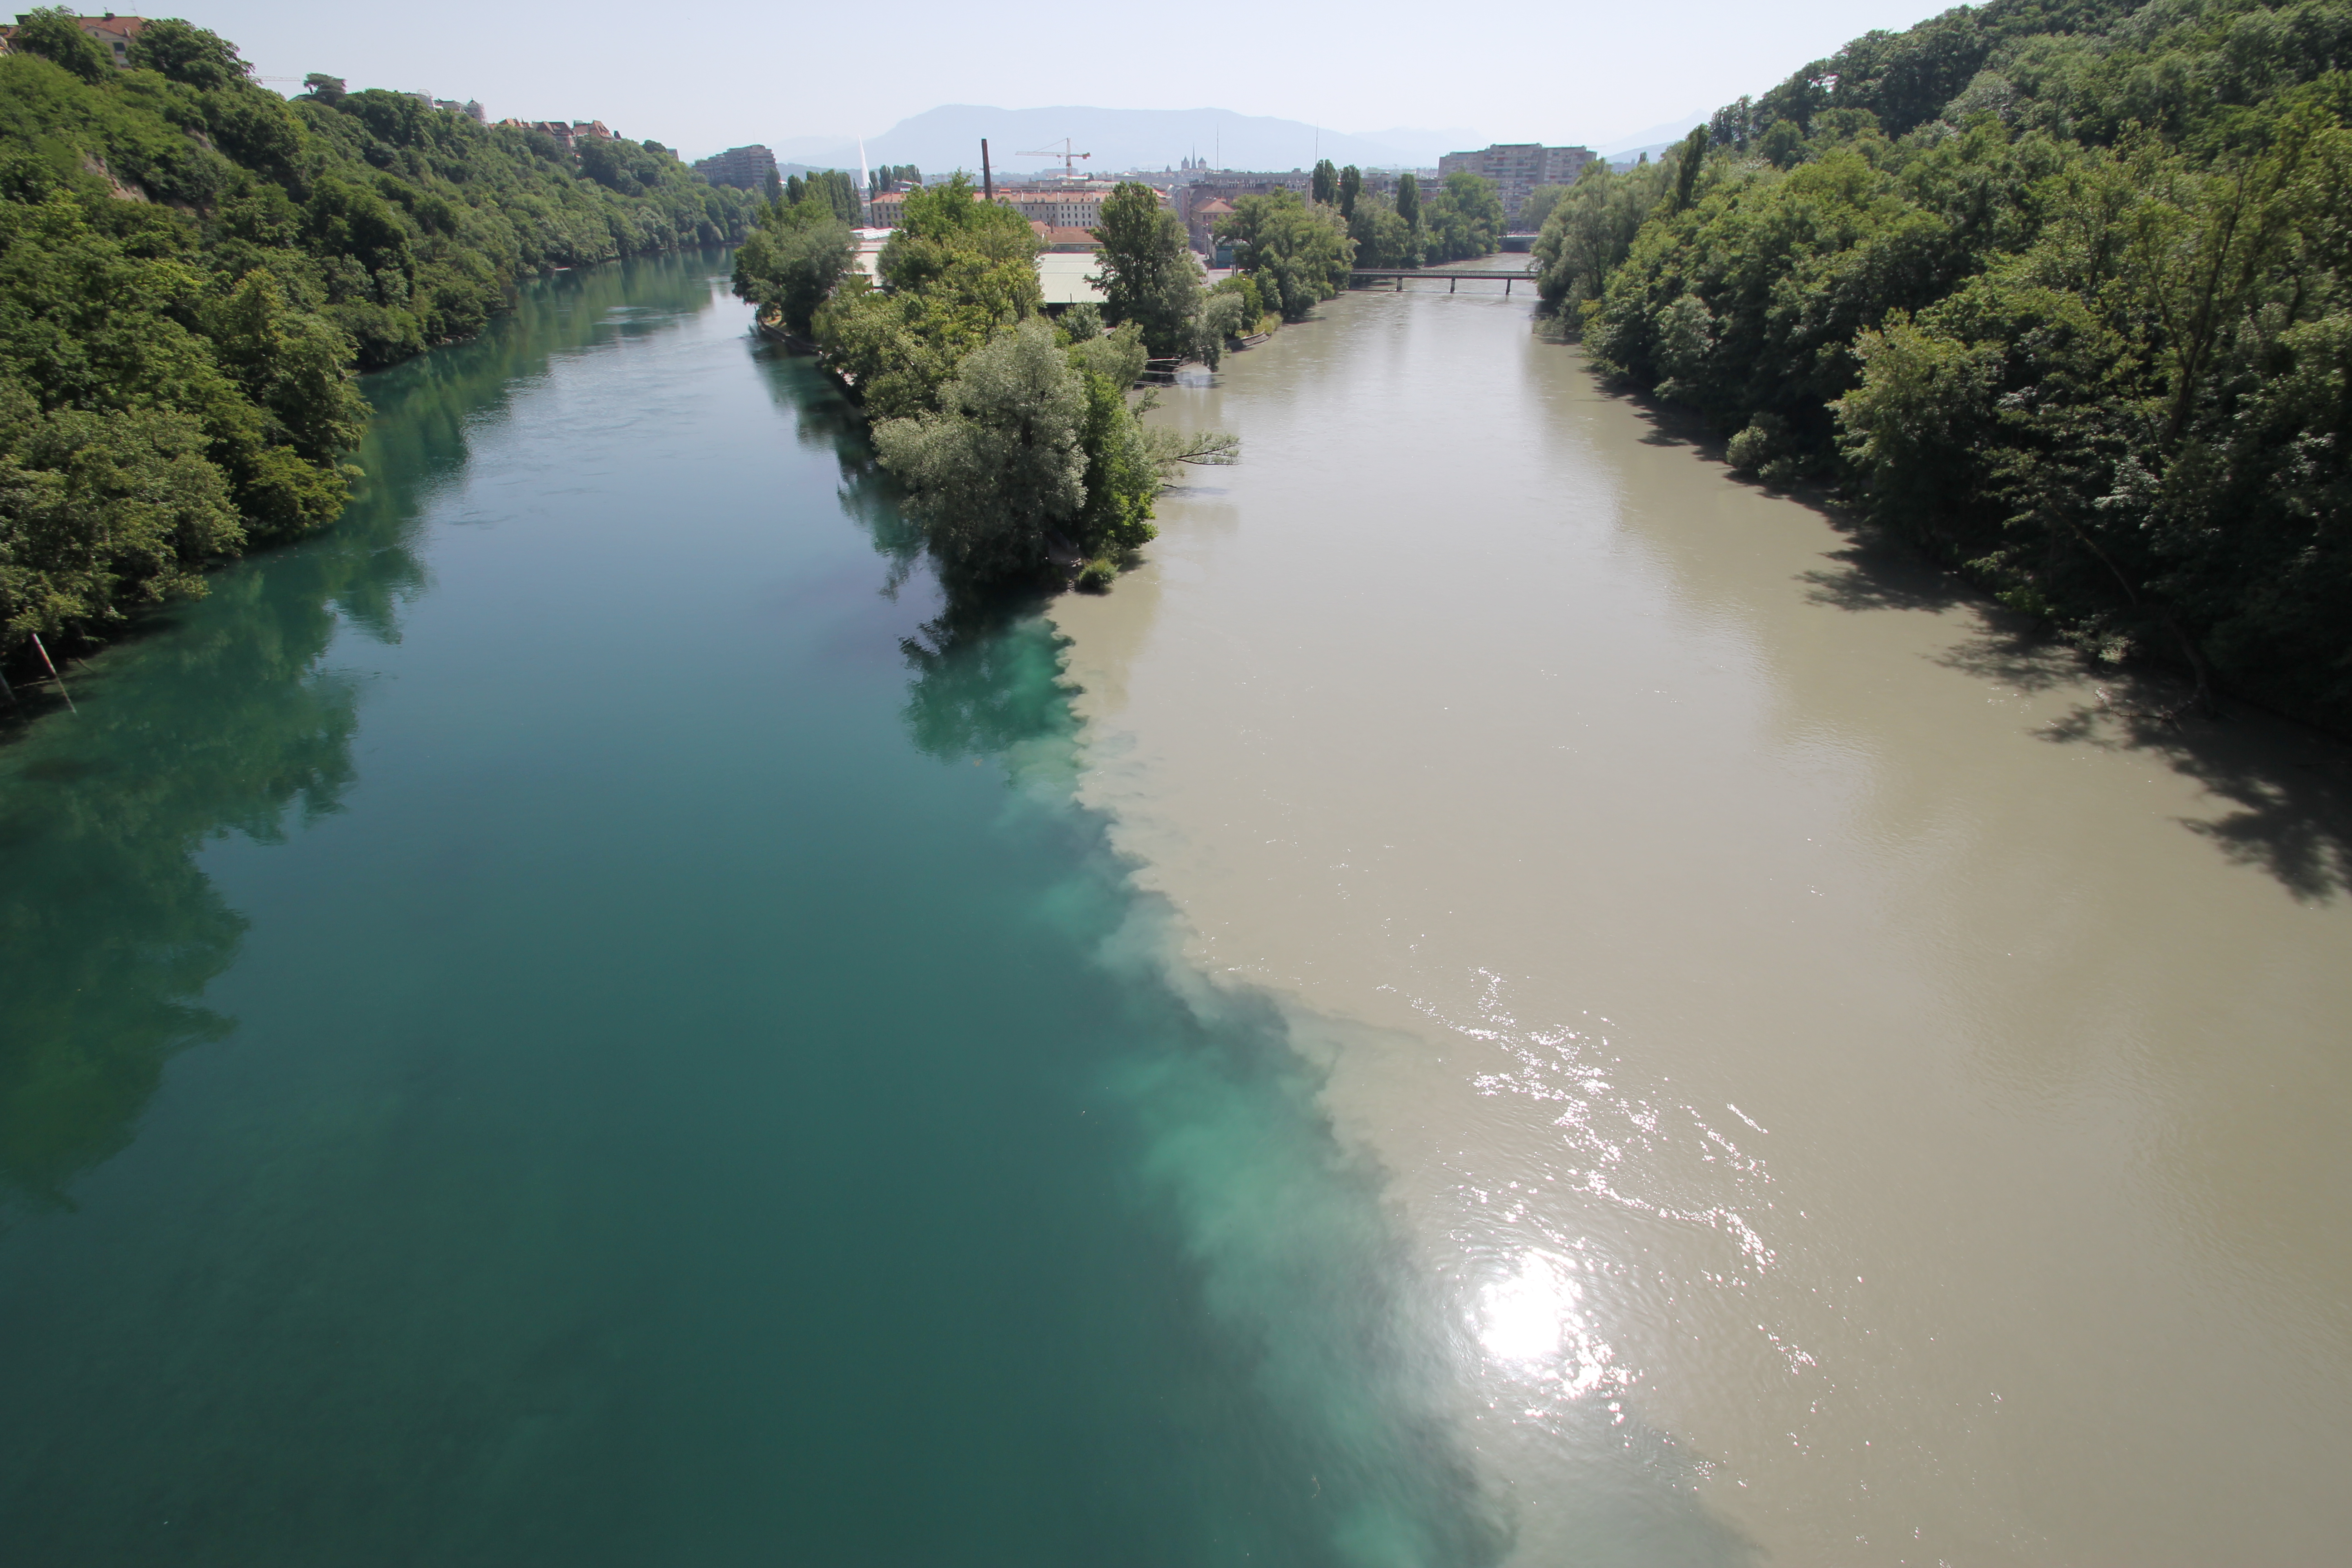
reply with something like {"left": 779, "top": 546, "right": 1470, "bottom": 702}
{"left": 190, "top": 0, "right": 1958, "bottom": 158}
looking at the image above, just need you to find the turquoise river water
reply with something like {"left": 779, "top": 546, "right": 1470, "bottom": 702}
{"left": 0, "top": 256, "right": 1507, "bottom": 1565}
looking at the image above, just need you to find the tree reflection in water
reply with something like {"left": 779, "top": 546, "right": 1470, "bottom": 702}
{"left": 897, "top": 595, "right": 1077, "bottom": 769}
{"left": 0, "top": 254, "right": 726, "bottom": 1210}
{"left": 0, "top": 533, "right": 376, "bottom": 1207}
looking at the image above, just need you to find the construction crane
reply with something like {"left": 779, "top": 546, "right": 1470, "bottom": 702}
{"left": 1016, "top": 138, "right": 1092, "bottom": 181}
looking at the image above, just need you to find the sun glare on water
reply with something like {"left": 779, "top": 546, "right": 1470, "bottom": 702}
{"left": 1477, "top": 1252, "right": 1616, "bottom": 1398}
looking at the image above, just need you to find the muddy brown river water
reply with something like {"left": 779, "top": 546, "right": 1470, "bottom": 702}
{"left": 1054, "top": 284, "right": 2352, "bottom": 1565}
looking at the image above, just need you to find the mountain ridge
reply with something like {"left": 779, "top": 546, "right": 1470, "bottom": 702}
{"left": 756, "top": 106, "right": 1488, "bottom": 176}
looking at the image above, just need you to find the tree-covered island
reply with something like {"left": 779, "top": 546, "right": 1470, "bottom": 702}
{"left": 734, "top": 174, "right": 1370, "bottom": 593}
{"left": 1531, "top": 0, "right": 2352, "bottom": 731}
{"left": 0, "top": 10, "right": 761, "bottom": 676}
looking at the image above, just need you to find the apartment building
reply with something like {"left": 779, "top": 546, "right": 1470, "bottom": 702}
{"left": 693, "top": 145, "right": 778, "bottom": 191}
{"left": 1436, "top": 143, "right": 1596, "bottom": 223}
{"left": 994, "top": 184, "right": 1121, "bottom": 230}
{"left": 869, "top": 182, "right": 1160, "bottom": 236}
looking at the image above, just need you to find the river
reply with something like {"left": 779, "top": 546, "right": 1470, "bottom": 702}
{"left": 0, "top": 255, "right": 2346, "bottom": 1566}
{"left": 1057, "top": 284, "right": 2352, "bottom": 1564}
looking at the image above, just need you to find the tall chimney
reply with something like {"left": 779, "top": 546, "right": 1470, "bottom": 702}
{"left": 981, "top": 139, "right": 992, "bottom": 201}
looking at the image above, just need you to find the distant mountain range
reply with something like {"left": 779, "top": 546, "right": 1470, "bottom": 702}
{"left": 762, "top": 106, "right": 1482, "bottom": 178}
{"left": 1597, "top": 109, "right": 1713, "bottom": 169}
{"left": 1596, "top": 110, "right": 1712, "bottom": 157}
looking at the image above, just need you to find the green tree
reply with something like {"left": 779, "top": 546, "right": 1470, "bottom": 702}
{"left": 1423, "top": 171, "right": 1504, "bottom": 261}
{"left": 1090, "top": 181, "right": 1201, "bottom": 358}
{"left": 0, "top": 397, "right": 245, "bottom": 638}
{"left": 1338, "top": 165, "right": 1362, "bottom": 220}
{"left": 1347, "top": 195, "right": 1421, "bottom": 268}
{"left": 807, "top": 169, "right": 862, "bottom": 224}
{"left": 872, "top": 318, "right": 1089, "bottom": 580}
{"left": 865, "top": 297, "right": 1235, "bottom": 588}
{"left": 200, "top": 270, "right": 370, "bottom": 464}
{"left": 1757, "top": 118, "right": 1807, "bottom": 169}
{"left": 125, "top": 16, "right": 257, "bottom": 91}
{"left": 814, "top": 173, "right": 1042, "bottom": 418}
{"left": 1195, "top": 274, "right": 1268, "bottom": 366}
{"left": 1517, "top": 183, "right": 1571, "bottom": 233}
{"left": 1215, "top": 191, "right": 1356, "bottom": 320}
{"left": 1066, "top": 324, "right": 1159, "bottom": 564}
{"left": 9, "top": 8, "right": 109, "bottom": 82}
{"left": 1194, "top": 289, "right": 1248, "bottom": 367}
{"left": 1532, "top": 157, "right": 1674, "bottom": 323}
{"left": 1396, "top": 171, "right": 1421, "bottom": 228}
{"left": 1312, "top": 158, "right": 1338, "bottom": 205}
{"left": 1666, "top": 124, "right": 1709, "bottom": 213}
{"left": 879, "top": 174, "right": 1040, "bottom": 290}
{"left": 732, "top": 195, "right": 857, "bottom": 334}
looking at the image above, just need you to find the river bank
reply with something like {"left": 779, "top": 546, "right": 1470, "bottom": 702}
{"left": 1050, "top": 286, "right": 2352, "bottom": 1564}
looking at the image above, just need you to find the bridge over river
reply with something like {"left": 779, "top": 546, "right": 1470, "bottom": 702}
{"left": 1349, "top": 266, "right": 1538, "bottom": 295}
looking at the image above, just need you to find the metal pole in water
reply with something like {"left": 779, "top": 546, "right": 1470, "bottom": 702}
{"left": 28, "top": 632, "right": 74, "bottom": 713}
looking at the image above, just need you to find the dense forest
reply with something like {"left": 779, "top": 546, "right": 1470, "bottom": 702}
{"left": 1534, "top": 0, "right": 2352, "bottom": 730}
{"left": 0, "top": 11, "right": 760, "bottom": 674}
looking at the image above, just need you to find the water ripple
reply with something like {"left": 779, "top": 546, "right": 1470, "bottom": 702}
{"left": 1397, "top": 970, "right": 1816, "bottom": 1427}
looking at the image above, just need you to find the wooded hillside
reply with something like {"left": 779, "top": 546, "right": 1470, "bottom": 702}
{"left": 0, "top": 12, "right": 759, "bottom": 661}
{"left": 1538, "top": 0, "right": 2352, "bottom": 729}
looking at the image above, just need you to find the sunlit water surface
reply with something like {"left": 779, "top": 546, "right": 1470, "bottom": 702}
{"left": 1055, "top": 284, "right": 2352, "bottom": 1566}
